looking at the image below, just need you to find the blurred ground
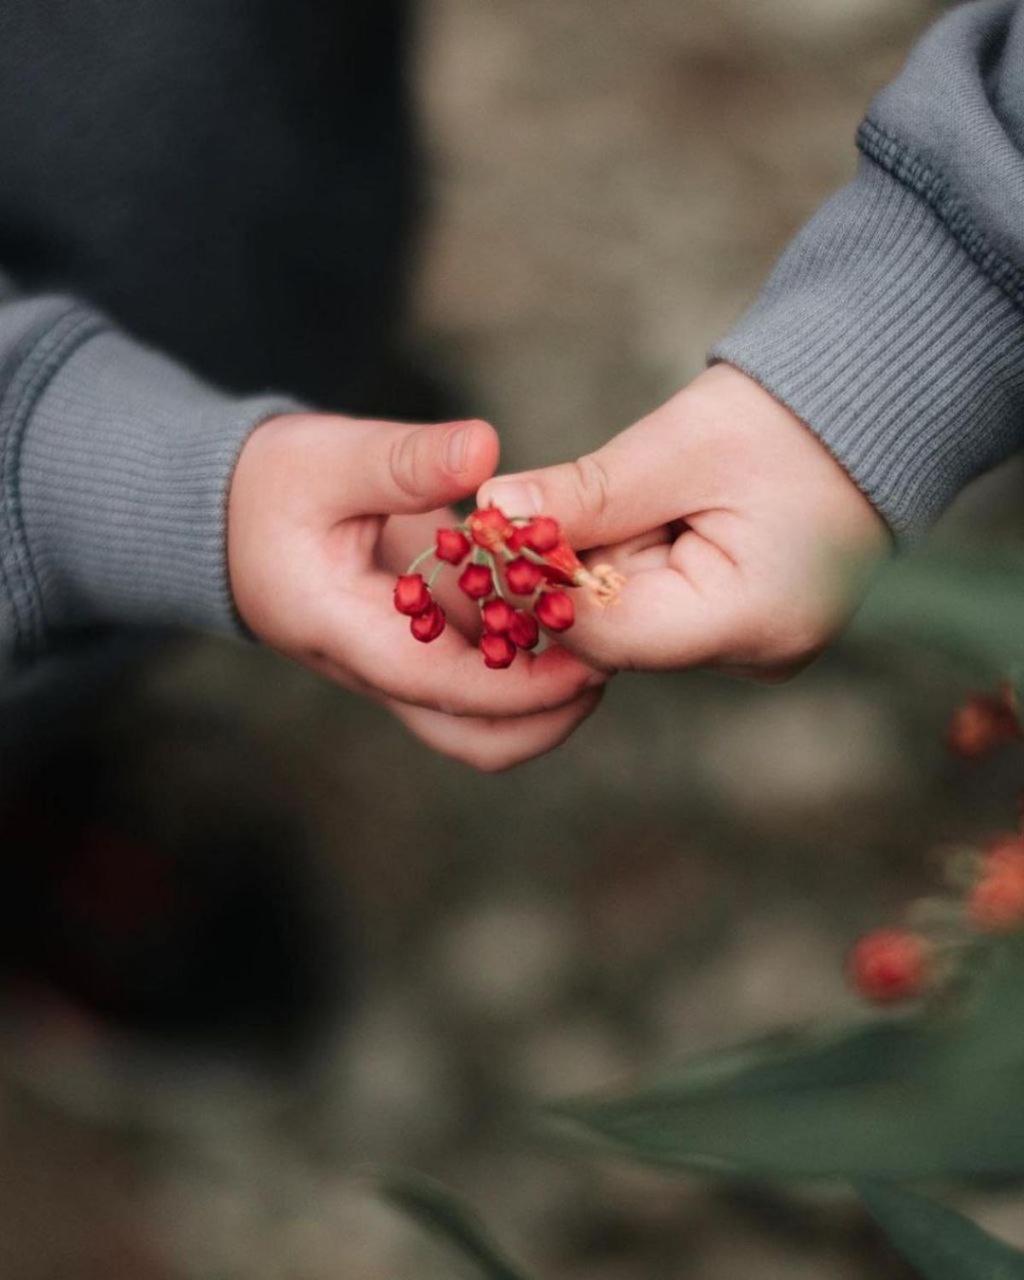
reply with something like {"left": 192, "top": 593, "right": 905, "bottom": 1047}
{"left": 6, "top": 1, "right": 1024, "bottom": 1278}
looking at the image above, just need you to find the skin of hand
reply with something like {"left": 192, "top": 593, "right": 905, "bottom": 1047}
{"left": 479, "top": 363, "right": 891, "bottom": 680}
{"left": 228, "top": 413, "right": 606, "bottom": 770}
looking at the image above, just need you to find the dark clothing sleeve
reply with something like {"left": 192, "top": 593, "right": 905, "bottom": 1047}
{"left": 0, "top": 0, "right": 415, "bottom": 665}
{"left": 0, "top": 277, "right": 296, "bottom": 660}
{"left": 712, "top": 0, "right": 1024, "bottom": 541}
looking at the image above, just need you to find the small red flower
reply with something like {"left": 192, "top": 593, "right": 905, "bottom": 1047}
{"left": 848, "top": 929, "right": 929, "bottom": 1004}
{"left": 394, "top": 574, "right": 431, "bottom": 617}
{"left": 505, "top": 556, "right": 544, "bottom": 595}
{"left": 458, "top": 564, "right": 494, "bottom": 600}
{"left": 509, "top": 610, "right": 539, "bottom": 650}
{"left": 969, "top": 870, "right": 1024, "bottom": 933}
{"left": 436, "top": 528, "right": 471, "bottom": 565}
{"left": 396, "top": 507, "right": 622, "bottom": 662}
{"left": 946, "top": 684, "right": 1020, "bottom": 759}
{"left": 410, "top": 602, "right": 446, "bottom": 643}
{"left": 982, "top": 833, "right": 1024, "bottom": 873}
{"left": 468, "top": 507, "right": 513, "bottom": 551}
{"left": 535, "top": 589, "right": 575, "bottom": 632}
{"left": 520, "top": 516, "right": 561, "bottom": 554}
{"left": 540, "top": 537, "right": 586, "bottom": 586}
{"left": 481, "top": 598, "right": 516, "bottom": 634}
{"left": 480, "top": 632, "right": 516, "bottom": 669}
{"left": 969, "top": 839, "right": 1024, "bottom": 933}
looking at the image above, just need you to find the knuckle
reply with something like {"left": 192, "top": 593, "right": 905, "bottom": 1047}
{"left": 388, "top": 431, "right": 426, "bottom": 501}
{"left": 569, "top": 452, "right": 612, "bottom": 520}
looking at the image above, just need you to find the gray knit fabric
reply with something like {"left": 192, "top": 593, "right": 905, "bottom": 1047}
{"left": 713, "top": 0, "right": 1024, "bottom": 542}
{"left": 712, "top": 159, "right": 1024, "bottom": 540}
{"left": 0, "top": 0, "right": 414, "bottom": 667}
{"left": 0, "top": 294, "right": 297, "bottom": 660}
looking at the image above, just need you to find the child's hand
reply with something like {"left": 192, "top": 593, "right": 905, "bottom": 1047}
{"left": 228, "top": 413, "right": 605, "bottom": 769}
{"left": 479, "top": 364, "right": 889, "bottom": 679}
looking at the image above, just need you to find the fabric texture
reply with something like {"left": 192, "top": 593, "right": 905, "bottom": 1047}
{"left": 713, "top": 0, "right": 1024, "bottom": 542}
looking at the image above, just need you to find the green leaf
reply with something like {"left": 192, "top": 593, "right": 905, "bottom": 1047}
{"left": 544, "top": 943, "right": 1024, "bottom": 1181}
{"left": 859, "top": 1183, "right": 1024, "bottom": 1279}
{"left": 853, "top": 552, "right": 1024, "bottom": 675}
{"left": 377, "top": 1171, "right": 536, "bottom": 1280}
{"left": 642, "top": 1020, "right": 936, "bottom": 1099}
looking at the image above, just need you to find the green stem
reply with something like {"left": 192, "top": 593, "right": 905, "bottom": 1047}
{"left": 486, "top": 551, "right": 508, "bottom": 600}
{"left": 406, "top": 546, "right": 437, "bottom": 575}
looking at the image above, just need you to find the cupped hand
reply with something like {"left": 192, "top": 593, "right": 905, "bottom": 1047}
{"left": 479, "top": 364, "right": 890, "bottom": 680}
{"left": 228, "top": 412, "right": 606, "bottom": 768}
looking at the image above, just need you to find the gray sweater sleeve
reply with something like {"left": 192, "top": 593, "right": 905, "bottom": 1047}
{"left": 711, "top": 0, "right": 1024, "bottom": 541}
{"left": 0, "top": 277, "right": 298, "bottom": 662}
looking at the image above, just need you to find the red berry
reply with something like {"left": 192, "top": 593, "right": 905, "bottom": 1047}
{"left": 505, "top": 556, "right": 544, "bottom": 595}
{"left": 436, "top": 528, "right": 471, "bottom": 565}
{"left": 969, "top": 874, "right": 1024, "bottom": 932}
{"left": 458, "top": 563, "right": 494, "bottom": 600}
{"left": 394, "top": 574, "right": 431, "bottom": 616}
{"left": 480, "top": 632, "right": 516, "bottom": 669}
{"left": 521, "top": 516, "right": 561, "bottom": 553}
{"left": 848, "top": 929, "right": 929, "bottom": 1004}
{"left": 468, "top": 506, "right": 513, "bottom": 551}
{"left": 946, "top": 685, "right": 1020, "bottom": 758}
{"left": 959, "top": 835, "right": 1024, "bottom": 933}
{"left": 535, "top": 589, "right": 575, "bottom": 632}
{"left": 982, "top": 833, "right": 1024, "bottom": 873}
{"left": 481, "top": 598, "right": 515, "bottom": 634}
{"left": 410, "top": 602, "right": 446, "bottom": 643}
{"left": 509, "top": 609, "right": 539, "bottom": 650}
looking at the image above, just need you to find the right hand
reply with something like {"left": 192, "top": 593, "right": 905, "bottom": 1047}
{"left": 480, "top": 364, "right": 890, "bottom": 681}
{"left": 227, "top": 412, "right": 607, "bottom": 770}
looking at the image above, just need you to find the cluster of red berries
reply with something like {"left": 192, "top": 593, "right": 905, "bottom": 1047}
{"left": 848, "top": 683, "right": 1024, "bottom": 1005}
{"left": 393, "top": 506, "right": 623, "bottom": 669}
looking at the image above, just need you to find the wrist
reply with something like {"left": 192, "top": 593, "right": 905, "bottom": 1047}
{"left": 711, "top": 159, "right": 1024, "bottom": 543}
{"left": 18, "top": 326, "right": 301, "bottom": 647}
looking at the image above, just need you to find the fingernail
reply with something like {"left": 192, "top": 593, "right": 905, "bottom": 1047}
{"left": 483, "top": 479, "right": 543, "bottom": 516}
{"left": 444, "top": 423, "right": 472, "bottom": 474}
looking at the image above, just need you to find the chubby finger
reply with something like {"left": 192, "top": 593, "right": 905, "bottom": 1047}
{"left": 353, "top": 416, "right": 500, "bottom": 516}
{"left": 386, "top": 687, "right": 604, "bottom": 772}
{"left": 316, "top": 580, "right": 607, "bottom": 716}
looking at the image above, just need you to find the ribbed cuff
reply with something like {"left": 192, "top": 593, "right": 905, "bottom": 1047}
{"left": 13, "top": 318, "right": 301, "bottom": 644}
{"left": 711, "top": 158, "right": 1024, "bottom": 542}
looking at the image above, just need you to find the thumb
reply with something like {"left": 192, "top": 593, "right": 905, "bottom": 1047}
{"left": 479, "top": 396, "right": 702, "bottom": 548}
{"left": 359, "top": 418, "right": 500, "bottom": 515}
{"left": 479, "top": 430, "right": 668, "bottom": 549}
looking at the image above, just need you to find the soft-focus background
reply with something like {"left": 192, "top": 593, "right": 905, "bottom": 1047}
{"left": 4, "top": 2, "right": 1024, "bottom": 1277}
